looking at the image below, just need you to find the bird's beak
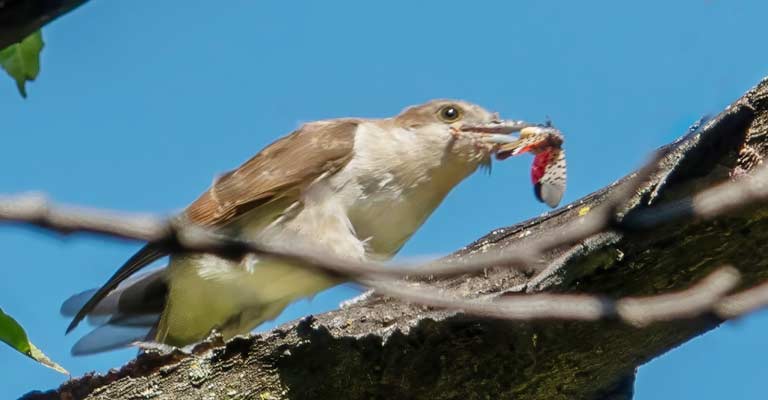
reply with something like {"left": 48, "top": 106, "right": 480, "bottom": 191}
{"left": 459, "top": 120, "right": 536, "bottom": 145}
{"left": 495, "top": 126, "right": 564, "bottom": 160}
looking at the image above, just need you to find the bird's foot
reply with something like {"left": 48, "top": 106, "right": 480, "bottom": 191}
{"left": 340, "top": 289, "right": 375, "bottom": 308}
{"left": 132, "top": 340, "right": 190, "bottom": 356}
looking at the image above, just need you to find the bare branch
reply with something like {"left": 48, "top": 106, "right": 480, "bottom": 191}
{"left": 1, "top": 157, "right": 768, "bottom": 328}
{"left": 616, "top": 267, "right": 741, "bottom": 326}
{"left": 0, "top": 150, "right": 659, "bottom": 282}
{"left": 367, "top": 267, "right": 744, "bottom": 326}
{"left": 621, "top": 162, "right": 768, "bottom": 229}
{"left": 693, "top": 165, "right": 768, "bottom": 218}
{"left": 0, "top": 193, "right": 535, "bottom": 279}
{"left": 715, "top": 279, "right": 768, "bottom": 319}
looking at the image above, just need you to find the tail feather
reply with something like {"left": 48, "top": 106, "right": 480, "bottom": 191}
{"left": 67, "top": 243, "right": 168, "bottom": 333}
{"left": 71, "top": 317, "right": 158, "bottom": 356}
{"left": 61, "top": 268, "right": 166, "bottom": 316}
{"left": 66, "top": 253, "right": 340, "bottom": 353}
{"left": 63, "top": 268, "right": 168, "bottom": 355}
{"left": 60, "top": 289, "right": 97, "bottom": 317}
{"left": 108, "top": 314, "right": 159, "bottom": 327}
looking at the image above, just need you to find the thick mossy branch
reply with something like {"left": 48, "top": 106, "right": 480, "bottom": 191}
{"left": 22, "top": 78, "right": 768, "bottom": 400}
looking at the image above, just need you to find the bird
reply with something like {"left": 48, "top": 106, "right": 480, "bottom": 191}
{"left": 61, "top": 99, "right": 566, "bottom": 354}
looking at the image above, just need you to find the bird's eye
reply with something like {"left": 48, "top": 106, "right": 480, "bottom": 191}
{"left": 437, "top": 105, "right": 463, "bottom": 123}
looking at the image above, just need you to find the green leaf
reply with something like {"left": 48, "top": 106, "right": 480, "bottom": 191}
{"left": 0, "top": 30, "right": 44, "bottom": 98}
{"left": 0, "top": 307, "right": 68, "bottom": 374}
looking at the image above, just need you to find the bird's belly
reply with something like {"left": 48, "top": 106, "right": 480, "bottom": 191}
{"left": 160, "top": 253, "right": 338, "bottom": 346}
{"left": 347, "top": 182, "right": 454, "bottom": 258}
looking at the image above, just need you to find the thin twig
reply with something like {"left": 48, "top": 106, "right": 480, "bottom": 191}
{"left": 0, "top": 194, "right": 548, "bottom": 279}
{"left": 715, "top": 279, "right": 768, "bottom": 319}
{"left": 616, "top": 267, "right": 740, "bottom": 326}
{"left": 2, "top": 157, "right": 768, "bottom": 325}
{"left": 0, "top": 193, "right": 170, "bottom": 241}
{"left": 0, "top": 152, "right": 661, "bottom": 281}
{"left": 620, "top": 163, "right": 768, "bottom": 230}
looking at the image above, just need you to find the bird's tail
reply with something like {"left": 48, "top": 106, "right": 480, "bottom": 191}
{"left": 62, "top": 254, "right": 339, "bottom": 353}
{"left": 61, "top": 269, "right": 166, "bottom": 355}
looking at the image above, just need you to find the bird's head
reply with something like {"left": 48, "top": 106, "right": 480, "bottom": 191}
{"left": 391, "top": 99, "right": 566, "bottom": 208}
{"left": 393, "top": 99, "right": 534, "bottom": 165}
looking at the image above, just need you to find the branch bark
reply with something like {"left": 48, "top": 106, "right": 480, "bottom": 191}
{"left": 0, "top": 0, "right": 89, "bottom": 49}
{"left": 20, "top": 77, "right": 768, "bottom": 400}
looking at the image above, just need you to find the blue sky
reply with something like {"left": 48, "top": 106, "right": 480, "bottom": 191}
{"left": 1, "top": 1, "right": 767, "bottom": 398}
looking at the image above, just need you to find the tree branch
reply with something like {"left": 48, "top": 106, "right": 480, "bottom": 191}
{"left": 0, "top": 0, "right": 89, "bottom": 49}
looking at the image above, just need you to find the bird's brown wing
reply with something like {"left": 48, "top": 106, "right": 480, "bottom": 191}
{"left": 66, "top": 119, "right": 359, "bottom": 334}
{"left": 186, "top": 119, "right": 359, "bottom": 226}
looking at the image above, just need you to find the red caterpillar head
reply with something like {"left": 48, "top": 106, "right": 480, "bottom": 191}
{"left": 496, "top": 127, "right": 567, "bottom": 208}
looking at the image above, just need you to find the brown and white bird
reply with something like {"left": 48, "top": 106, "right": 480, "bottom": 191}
{"left": 62, "top": 100, "right": 566, "bottom": 354}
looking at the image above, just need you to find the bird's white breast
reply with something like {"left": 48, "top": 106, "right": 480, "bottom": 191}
{"left": 326, "top": 121, "right": 481, "bottom": 258}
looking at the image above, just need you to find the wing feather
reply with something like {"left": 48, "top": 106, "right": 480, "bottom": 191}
{"left": 186, "top": 119, "right": 358, "bottom": 226}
